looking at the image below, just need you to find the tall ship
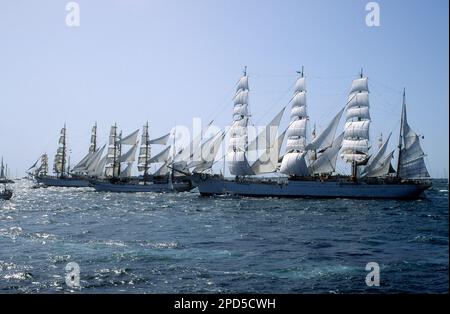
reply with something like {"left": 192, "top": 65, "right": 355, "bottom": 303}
{"left": 90, "top": 123, "right": 194, "bottom": 193}
{"left": 30, "top": 124, "right": 92, "bottom": 187}
{"left": 191, "top": 68, "right": 432, "bottom": 199}
{"left": 0, "top": 157, "right": 14, "bottom": 184}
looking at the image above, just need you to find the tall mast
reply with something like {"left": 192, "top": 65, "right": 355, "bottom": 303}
{"left": 396, "top": 88, "right": 406, "bottom": 178}
{"left": 61, "top": 123, "right": 66, "bottom": 178}
{"left": 144, "top": 122, "right": 149, "bottom": 184}
{"left": 117, "top": 131, "right": 122, "bottom": 178}
{"left": 93, "top": 122, "right": 97, "bottom": 152}
{"left": 112, "top": 123, "right": 117, "bottom": 180}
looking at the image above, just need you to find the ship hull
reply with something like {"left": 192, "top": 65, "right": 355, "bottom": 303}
{"left": 192, "top": 175, "right": 431, "bottom": 199}
{"left": 91, "top": 180, "right": 194, "bottom": 193}
{"left": 35, "top": 176, "right": 91, "bottom": 188}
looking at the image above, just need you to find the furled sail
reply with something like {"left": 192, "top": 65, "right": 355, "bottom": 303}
{"left": 398, "top": 96, "right": 430, "bottom": 179}
{"left": 308, "top": 132, "right": 345, "bottom": 175}
{"left": 280, "top": 70, "right": 309, "bottom": 176}
{"left": 227, "top": 68, "right": 254, "bottom": 176}
{"left": 89, "top": 123, "right": 97, "bottom": 153}
{"left": 341, "top": 75, "right": 371, "bottom": 166}
{"left": 138, "top": 123, "right": 151, "bottom": 172}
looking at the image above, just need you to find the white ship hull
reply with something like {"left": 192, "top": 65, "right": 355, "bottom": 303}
{"left": 35, "top": 176, "right": 91, "bottom": 188}
{"left": 192, "top": 175, "right": 431, "bottom": 199}
{"left": 91, "top": 180, "right": 194, "bottom": 193}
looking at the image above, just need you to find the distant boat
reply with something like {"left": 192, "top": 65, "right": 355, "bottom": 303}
{"left": 90, "top": 122, "right": 194, "bottom": 193}
{"left": 30, "top": 124, "right": 91, "bottom": 187}
{"left": 0, "top": 157, "right": 14, "bottom": 184}
{"left": 191, "top": 68, "right": 432, "bottom": 199}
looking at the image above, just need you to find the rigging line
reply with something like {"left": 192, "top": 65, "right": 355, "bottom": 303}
{"left": 369, "top": 78, "right": 404, "bottom": 95}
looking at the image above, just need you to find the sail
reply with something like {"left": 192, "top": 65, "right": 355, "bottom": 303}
{"left": 305, "top": 107, "right": 344, "bottom": 153}
{"left": 174, "top": 120, "right": 214, "bottom": 165}
{"left": 149, "top": 133, "right": 170, "bottom": 145}
{"left": 137, "top": 123, "right": 151, "bottom": 172}
{"left": 227, "top": 69, "right": 253, "bottom": 176}
{"left": 247, "top": 107, "right": 286, "bottom": 153}
{"left": 148, "top": 146, "right": 171, "bottom": 164}
{"left": 399, "top": 102, "right": 430, "bottom": 179}
{"left": 119, "top": 163, "right": 133, "bottom": 178}
{"left": 94, "top": 155, "right": 107, "bottom": 177}
{"left": 153, "top": 162, "right": 170, "bottom": 176}
{"left": 71, "top": 152, "right": 93, "bottom": 173}
{"left": 190, "top": 132, "right": 225, "bottom": 172}
{"left": 308, "top": 132, "right": 345, "bottom": 175}
{"left": 365, "top": 150, "right": 395, "bottom": 177}
{"left": 280, "top": 71, "right": 309, "bottom": 176}
{"left": 120, "top": 142, "right": 138, "bottom": 163}
{"left": 251, "top": 130, "right": 286, "bottom": 174}
{"left": 361, "top": 133, "right": 392, "bottom": 177}
{"left": 105, "top": 125, "right": 119, "bottom": 177}
{"left": 53, "top": 126, "right": 66, "bottom": 175}
{"left": 341, "top": 76, "right": 371, "bottom": 164}
{"left": 118, "top": 129, "right": 139, "bottom": 145}
{"left": 89, "top": 123, "right": 97, "bottom": 153}
{"left": 85, "top": 145, "right": 106, "bottom": 175}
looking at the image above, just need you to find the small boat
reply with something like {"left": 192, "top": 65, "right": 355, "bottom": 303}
{"left": 0, "top": 158, "right": 15, "bottom": 184}
{"left": 1, "top": 186, "right": 13, "bottom": 200}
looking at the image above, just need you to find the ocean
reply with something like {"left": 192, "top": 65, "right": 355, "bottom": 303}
{"left": 0, "top": 179, "right": 448, "bottom": 293}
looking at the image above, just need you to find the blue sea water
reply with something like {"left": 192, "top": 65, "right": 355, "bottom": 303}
{"left": 0, "top": 179, "right": 448, "bottom": 293}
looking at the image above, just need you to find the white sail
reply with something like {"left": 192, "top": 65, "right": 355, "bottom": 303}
{"left": 279, "top": 151, "right": 309, "bottom": 176}
{"left": 148, "top": 146, "right": 171, "bottom": 164}
{"left": 149, "top": 133, "right": 170, "bottom": 145}
{"left": 94, "top": 155, "right": 107, "bottom": 177}
{"left": 118, "top": 129, "right": 139, "bottom": 145}
{"left": 227, "top": 69, "right": 253, "bottom": 176}
{"left": 305, "top": 107, "right": 344, "bottom": 153}
{"left": 89, "top": 124, "right": 97, "bottom": 153}
{"left": 365, "top": 150, "right": 395, "bottom": 177}
{"left": 53, "top": 126, "right": 66, "bottom": 174}
{"left": 85, "top": 145, "right": 106, "bottom": 175}
{"left": 251, "top": 130, "right": 286, "bottom": 174}
{"left": 361, "top": 133, "right": 392, "bottom": 177}
{"left": 190, "top": 132, "right": 225, "bottom": 172}
{"left": 309, "top": 132, "right": 345, "bottom": 175}
{"left": 105, "top": 125, "right": 120, "bottom": 177}
{"left": 349, "top": 77, "right": 369, "bottom": 94}
{"left": 399, "top": 100, "right": 430, "bottom": 179}
{"left": 341, "top": 75, "right": 371, "bottom": 166}
{"left": 280, "top": 70, "right": 309, "bottom": 176}
{"left": 246, "top": 107, "right": 285, "bottom": 152}
{"left": 153, "top": 162, "right": 170, "bottom": 176}
{"left": 120, "top": 142, "right": 138, "bottom": 163}
{"left": 119, "top": 163, "right": 133, "bottom": 178}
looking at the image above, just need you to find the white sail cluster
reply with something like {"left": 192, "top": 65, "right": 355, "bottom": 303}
{"left": 279, "top": 72, "right": 309, "bottom": 176}
{"left": 53, "top": 126, "right": 66, "bottom": 175}
{"left": 227, "top": 70, "right": 255, "bottom": 176}
{"left": 341, "top": 76, "right": 371, "bottom": 164}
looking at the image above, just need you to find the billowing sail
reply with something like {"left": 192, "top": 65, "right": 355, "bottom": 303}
{"left": 105, "top": 125, "right": 120, "bottom": 178}
{"left": 399, "top": 99, "right": 430, "bottom": 179}
{"left": 190, "top": 132, "right": 225, "bottom": 173}
{"left": 305, "top": 107, "right": 344, "bottom": 153}
{"left": 365, "top": 150, "right": 395, "bottom": 177}
{"left": 119, "top": 163, "right": 133, "bottom": 178}
{"left": 72, "top": 124, "right": 98, "bottom": 174}
{"left": 94, "top": 154, "right": 107, "bottom": 177}
{"left": 280, "top": 70, "right": 309, "bottom": 176}
{"left": 308, "top": 132, "right": 344, "bottom": 175}
{"left": 227, "top": 69, "right": 254, "bottom": 176}
{"left": 89, "top": 123, "right": 97, "bottom": 153}
{"left": 341, "top": 75, "right": 371, "bottom": 165}
{"left": 85, "top": 145, "right": 106, "bottom": 175}
{"left": 361, "top": 133, "right": 392, "bottom": 177}
{"left": 137, "top": 123, "right": 151, "bottom": 172}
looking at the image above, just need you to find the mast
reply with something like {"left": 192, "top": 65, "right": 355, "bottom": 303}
{"left": 112, "top": 123, "right": 117, "bottom": 180}
{"left": 92, "top": 122, "right": 97, "bottom": 152}
{"left": 61, "top": 123, "right": 66, "bottom": 178}
{"left": 396, "top": 88, "right": 406, "bottom": 178}
{"left": 117, "top": 131, "right": 122, "bottom": 178}
{"left": 144, "top": 122, "right": 149, "bottom": 184}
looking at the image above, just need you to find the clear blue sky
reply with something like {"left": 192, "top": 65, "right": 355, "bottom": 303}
{"left": 0, "top": 0, "right": 448, "bottom": 178}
